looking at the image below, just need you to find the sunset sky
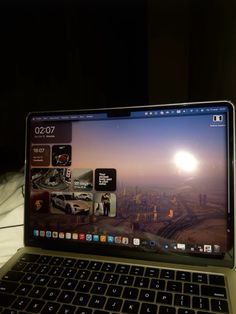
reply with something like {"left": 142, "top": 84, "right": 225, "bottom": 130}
{"left": 71, "top": 114, "right": 227, "bottom": 186}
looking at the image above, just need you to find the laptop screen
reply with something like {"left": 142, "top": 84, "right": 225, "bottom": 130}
{"left": 25, "top": 101, "right": 235, "bottom": 267}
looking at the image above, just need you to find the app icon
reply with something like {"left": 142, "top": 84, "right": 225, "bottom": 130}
{"left": 86, "top": 234, "right": 92, "bottom": 241}
{"left": 204, "top": 245, "right": 212, "bottom": 253}
{"left": 59, "top": 232, "right": 65, "bottom": 239}
{"left": 79, "top": 233, "right": 85, "bottom": 241}
{"left": 122, "top": 237, "right": 129, "bottom": 245}
{"left": 66, "top": 232, "right": 72, "bottom": 240}
{"left": 177, "top": 243, "right": 185, "bottom": 250}
{"left": 46, "top": 231, "right": 52, "bottom": 238}
{"left": 107, "top": 236, "right": 114, "bottom": 243}
{"left": 213, "top": 244, "right": 220, "bottom": 253}
{"left": 93, "top": 234, "right": 99, "bottom": 242}
{"left": 133, "top": 238, "right": 140, "bottom": 246}
{"left": 52, "top": 231, "right": 58, "bottom": 238}
{"left": 100, "top": 235, "right": 106, "bottom": 242}
{"left": 72, "top": 233, "right": 78, "bottom": 240}
{"left": 115, "top": 236, "right": 122, "bottom": 244}
{"left": 33, "top": 229, "right": 39, "bottom": 237}
{"left": 40, "top": 230, "right": 45, "bottom": 237}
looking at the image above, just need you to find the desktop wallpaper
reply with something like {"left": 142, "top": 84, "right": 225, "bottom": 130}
{"left": 29, "top": 112, "right": 228, "bottom": 256}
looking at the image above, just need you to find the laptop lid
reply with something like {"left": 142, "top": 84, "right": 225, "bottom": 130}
{"left": 24, "top": 101, "right": 235, "bottom": 268}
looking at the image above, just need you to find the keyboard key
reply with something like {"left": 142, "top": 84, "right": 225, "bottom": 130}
{"left": 192, "top": 296, "right": 209, "bottom": 310}
{"left": 12, "top": 261, "right": 26, "bottom": 271}
{"left": 178, "top": 309, "right": 194, "bottom": 314}
{"left": 160, "top": 269, "right": 175, "bottom": 280}
{"left": 58, "top": 304, "right": 76, "bottom": 314}
{"left": 101, "top": 262, "right": 116, "bottom": 272}
{"left": 57, "top": 290, "right": 75, "bottom": 303}
{"left": 150, "top": 278, "right": 165, "bottom": 290}
{"left": 176, "top": 271, "right": 191, "bottom": 282}
{"left": 159, "top": 305, "right": 176, "bottom": 314}
{"left": 122, "top": 287, "right": 139, "bottom": 300}
{"left": 184, "top": 283, "right": 200, "bottom": 295}
{"left": 38, "top": 255, "right": 51, "bottom": 264}
{"left": 139, "top": 289, "right": 155, "bottom": 302}
{"left": 192, "top": 273, "right": 208, "bottom": 284}
{"left": 34, "top": 275, "right": 50, "bottom": 286}
{"left": 88, "top": 295, "right": 106, "bottom": 309}
{"left": 41, "top": 301, "right": 60, "bottom": 313}
{"left": 3, "top": 271, "right": 24, "bottom": 281}
{"left": 43, "top": 288, "right": 60, "bottom": 301}
{"left": 130, "top": 266, "right": 144, "bottom": 276}
{"left": 201, "top": 285, "right": 227, "bottom": 298}
{"left": 103, "top": 273, "right": 119, "bottom": 284}
{"left": 75, "top": 259, "right": 89, "bottom": 269}
{"left": 140, "top": 303, "right": 158, "bottom": 313}
{"left": 118, "top": 275, "right": 134, "bottom": 286}
{"left": 105, "top": 297, "right": 123, "bottom": 312}
{"left": 174, "top": 294, "right": 191, "bottom": 307}
{"left": 167, "top": 281, "right": 182, "bottom": 292}
{"left": 209, "top": 274, "right": 225, "bottom": 286}
{"left": 51, "top": 256, "right": 64, "bottom": 265}
{"left": 211, "top": 299, "right": 229, "bottom": 312}
{"left": 77, "top": 307, "right": 92, "bottom": 314}
{"left": 76, "top": 270, "right": 90, "bottom": 280}
{"left": 89, "top": 271, "right": 104, "bottom": 282}
{"left": 21, "top": 273, "right": 37, "bottom": 284}
{"left": 62, "top": 258, "right": 76, "bottom": 267}
{"left": 20, "top": 253, "right": 39, "bottom": 263}
{"left": 0, "top": 293, "right": 16, "bottom": 307}
{"left": 48, "top": 277, "right": 64, "bottom": 288}
{"left": 76, "top": 280, "right": 92, "bottom": 293}
{"left": 62, "top": 278, "right": 78, "bottom": 290}
{"left": 107, "top": 285, "right": 123, "bottom": 297}
{"left": 134, "top": 276, "right": 149, "bottom": 288}
{"left": 115, "top": 264, "right": 130, "bottom": 274}
{"left": 156, "top": 292, "right": 173, "bottom": 305}
{"left": 12, "top": 296, "right": 30, "bottom": 310}
{"left": 29, "top": 286, "right": 46, "bottom": 298}
{"left": 122, "top": 300, "right": 140, "bottom": 313}
{"left": 73, "top": 292, "right": 90, "bottom": 306}
{"left": 145, "top": 267, "right": 159, "bottom": 277}
{"left": 48, "top": 266, "right": 63, "bottom": 276}
{"left": 15, "top": 284, "right": 32, "bottom": 296}
{"left": 0, "top": 280, "right": 18, "bottom": 293}
{"left": 88, "top": 261, "right": 102, "bottom": 271}
{"left": 91, "top": 283, "right": 107, "bottom": 295}
{"left": 26, "top": 299, "right": 45, "bottom": 313}
{"left": 62, "top": 268, "right": 77, "bottom": 278}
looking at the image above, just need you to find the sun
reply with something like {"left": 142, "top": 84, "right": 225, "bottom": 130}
{"left": 174, "top": 151, "right": 198, "bottom": 173}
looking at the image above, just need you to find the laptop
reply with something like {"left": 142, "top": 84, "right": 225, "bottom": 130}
{"left": 0, "top": 100, "right": 235, "bottom": 313}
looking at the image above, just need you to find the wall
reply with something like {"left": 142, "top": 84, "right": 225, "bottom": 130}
{"left": 0, "top": 0, "right": 148, "bottom": 174}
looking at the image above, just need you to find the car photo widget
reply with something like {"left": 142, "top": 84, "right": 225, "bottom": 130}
{"left": 95, "top": 168, "right": 117, "bottom": 191}
{"left": 31, "top": 168, "right": 71, "bottom": 191}
{"left": 50, "top": 192, "right": 93, "bottom": 216}
{"left": 52, "top": 145, "right": 72, "bottom": 167}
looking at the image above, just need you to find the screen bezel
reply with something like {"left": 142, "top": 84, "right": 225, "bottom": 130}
{"left": 24, "top": 100, "right": 235, "bottom": 268}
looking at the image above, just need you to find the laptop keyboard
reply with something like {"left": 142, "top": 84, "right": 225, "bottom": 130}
{"left": 0, "top": 253, "right": 229, "bottom": 313}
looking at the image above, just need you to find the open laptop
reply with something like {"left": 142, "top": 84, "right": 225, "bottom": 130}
{"left": 0, "top": 100, "right": 235, "bottom": 313}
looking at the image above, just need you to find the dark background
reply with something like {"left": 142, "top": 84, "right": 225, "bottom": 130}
{"left": 0, "top": 0, "right": 236, "bottom": 174}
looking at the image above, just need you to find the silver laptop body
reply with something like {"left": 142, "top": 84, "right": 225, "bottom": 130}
{"left": 0, "top": 100, "right": 235, "bottom": 313}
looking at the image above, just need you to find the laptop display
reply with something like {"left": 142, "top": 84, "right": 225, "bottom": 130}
{"left": 25, "top": 102, "right": 234, "bottom": 268}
